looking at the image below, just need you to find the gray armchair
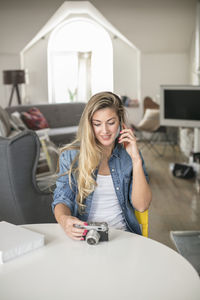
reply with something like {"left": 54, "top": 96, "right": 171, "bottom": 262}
{"left": 0, "top": 130, "right": 56, "bottom": 225}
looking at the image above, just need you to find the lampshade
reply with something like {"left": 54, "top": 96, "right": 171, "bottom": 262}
{"left": 3, "top": 70, "right": 25, "bottom": 85}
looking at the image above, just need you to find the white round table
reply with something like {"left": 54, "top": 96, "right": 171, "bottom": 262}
{"left": 0, "top": 224, "right": 200, "bottom": 300}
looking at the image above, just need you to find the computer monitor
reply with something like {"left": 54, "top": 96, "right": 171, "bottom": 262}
{"left": 160, "top": 85, "right": 200, "bottom": 128}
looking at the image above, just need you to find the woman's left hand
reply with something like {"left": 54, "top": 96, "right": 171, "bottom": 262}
{"left": 118, "top": 124, "right": 141, "bottom": 162}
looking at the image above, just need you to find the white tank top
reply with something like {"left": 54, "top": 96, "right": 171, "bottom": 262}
{"left": 87, "top": 174, "right": 127, "bottom": 230}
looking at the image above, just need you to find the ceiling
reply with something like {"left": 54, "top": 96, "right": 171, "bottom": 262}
{"left": 0, "top": 0, "right": 197, "bottom": 54}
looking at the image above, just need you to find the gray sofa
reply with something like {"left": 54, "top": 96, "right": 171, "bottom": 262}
{"left": 5, "top": 102, "right": 86, "bottom": 146}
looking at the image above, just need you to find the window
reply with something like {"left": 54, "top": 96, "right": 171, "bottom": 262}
{"left": 48, "top": 18, "right": 113, "bottom": 103}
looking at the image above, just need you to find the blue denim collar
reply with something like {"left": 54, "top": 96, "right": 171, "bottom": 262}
{"left": 110, "top": 142, "right": 122, "bottom": 158}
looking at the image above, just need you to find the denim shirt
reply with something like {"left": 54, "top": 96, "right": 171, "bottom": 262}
{"left": 52, "top": 144, "right": 149, "bottom": 235}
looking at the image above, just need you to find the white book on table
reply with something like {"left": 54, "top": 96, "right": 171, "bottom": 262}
{"left": 0, "top": 221, "right": 45, "bottom": 264}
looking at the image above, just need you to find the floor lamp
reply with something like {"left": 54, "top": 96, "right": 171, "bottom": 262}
{"left": 3, "top": 70, "right": 25, "bottom": 106}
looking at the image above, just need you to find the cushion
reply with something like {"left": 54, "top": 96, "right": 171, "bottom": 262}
{"left": 7, "top": 129, "right": 21, "bottom": 138}
{"left": 137, "top": 109, "right": 160, "bottom": 131}
{"left": 48, "top": 126, "right": 78, "bottom": 136}
{"left": 36, "top": 136, "right": 59, "bottom": 174}
{"left": 21, "top": 107, "right": 49, "bottom": 130}
{"left": 10, "top": 111, "right": 28, "bottom": 130}
{"left": 45, "top": 139, "right": 59, "bottom": 173}
{"left": 0, "top": 106, "right": 12, "bottom": 136}
{"left": 0, "top": 119, "right": 8, "bottom": 137}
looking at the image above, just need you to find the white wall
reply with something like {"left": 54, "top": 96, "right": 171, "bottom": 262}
{"left": 22, "top": 36, "right": 49, "bottom": 104}
{"left": 112, "top": 37, "right": 142, "bottom": 124}
{"left": 141, "top": 52, "right": 189, "bottom": 105}
{"left": 113, "top": 37, "right": 140, "bottom": 98}
{"left": 0, "top": 54, "right": 20, "bottom": 108}
{"left": 189, "top": 32, "right": 197, "bottom": 84}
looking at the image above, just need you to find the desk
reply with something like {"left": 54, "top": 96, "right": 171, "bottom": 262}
{"left": 0, "top": 224, "right": 200, "bottom": 300}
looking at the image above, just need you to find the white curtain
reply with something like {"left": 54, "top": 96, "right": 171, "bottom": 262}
{"left": 77, "top": 51, "right": 92, "bottom": 102}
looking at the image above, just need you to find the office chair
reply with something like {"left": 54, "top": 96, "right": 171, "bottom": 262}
{"left": 135, "top": 210, "right": 148, "bottom": 237}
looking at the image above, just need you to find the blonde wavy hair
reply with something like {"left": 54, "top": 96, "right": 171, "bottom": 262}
{"left": 59, "top": 91, "right": 126, "bottom": 213}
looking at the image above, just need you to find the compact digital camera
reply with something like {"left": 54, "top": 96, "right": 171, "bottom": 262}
{"left": 74, "top": 222, "right": 109, "bottom": 245}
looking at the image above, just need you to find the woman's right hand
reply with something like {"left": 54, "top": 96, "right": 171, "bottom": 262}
{"left": 59, "top": 215, "right": 87, "bottom": 240}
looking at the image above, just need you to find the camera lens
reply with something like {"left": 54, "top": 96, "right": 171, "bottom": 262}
{"left": 85, "top": 229, "right": 100, "bottom": 245}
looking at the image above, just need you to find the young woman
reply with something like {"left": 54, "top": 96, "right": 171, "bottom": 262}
{"left": 52, "top": 91, "right": 152, "bottom": 240}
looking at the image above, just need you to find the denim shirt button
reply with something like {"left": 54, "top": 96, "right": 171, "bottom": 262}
{"left": 116, "top": 187, "right": 119, "bottom": 190}
{"left": 112, "top": 168, "right": 115, "bottom": 172}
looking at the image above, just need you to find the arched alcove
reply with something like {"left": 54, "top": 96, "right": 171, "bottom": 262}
{"left": 48, "top": 18, "right": 113, "bottom": 103}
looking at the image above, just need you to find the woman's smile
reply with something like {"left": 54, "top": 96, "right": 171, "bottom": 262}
{"left": 100, "top": 134, "right": 112, "bottom": 140}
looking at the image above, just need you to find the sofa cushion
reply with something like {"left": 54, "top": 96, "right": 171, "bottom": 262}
{"left": 21, "top": 107, "right": 49, "bottom": 130}
{"left": 10, "top": 111, "right": 28, "bottom": 130}
{"left": 45, "top": 139, "right": 59, "bottom": 173}
{"left": 0, "top": 119, "right": 8, "bottom": 137}
{"left": 48, "top": 126, "right": 78, "bottom": 137}
{"left": 0, "top": 106, "right": 11, "bottom": 136}
{"left": 8, "top": 129, "right": 22, "bottom": 138}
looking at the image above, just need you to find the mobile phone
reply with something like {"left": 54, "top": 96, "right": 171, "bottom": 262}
{"left": 121, "top": 123, "right": 128, "bottom": 148}
{"left": 115, "top": 124, "right": 121, "bottom": 139}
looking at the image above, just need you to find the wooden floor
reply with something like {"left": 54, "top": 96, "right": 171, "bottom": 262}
{"left": 139, "top": 141, "right": 200, "bottom": 250}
